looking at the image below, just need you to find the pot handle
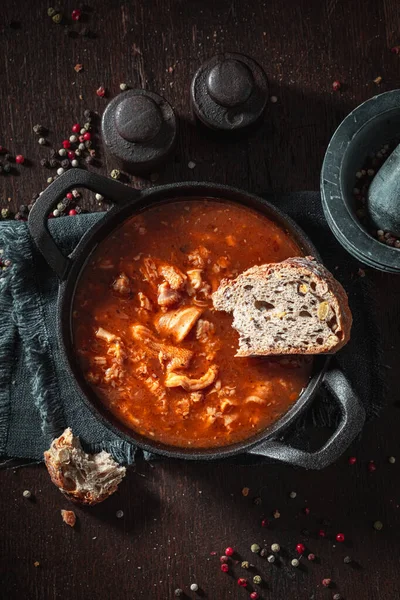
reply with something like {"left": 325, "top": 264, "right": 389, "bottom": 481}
{"left": 28, "top": 169, "right": 137, "bottom": 280}
{"left": 248, "top": 369, "right": 365, "bottom": 469}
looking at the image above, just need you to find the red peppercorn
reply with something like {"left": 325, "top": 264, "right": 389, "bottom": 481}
{"left": 72, "top": 123, "right": 81, "bottom": 133}
{"left": 83, "top": 132, "right": 91, "bottom": 141}
{"left": 96, "top": 86, "right": 106, "bottom": 97}
{"left": 391, "top": 46, "right": 400, "bottom": 54}
{"left": 225, "top": 547, "right": 234, "bottom": 557}
{"left": 79, "top": 135, "right": 85, "bottom": 143}
{"left": 68, "top": 209, "right": 77, "bottom": 216}
{"left": 237, "top": 578, "right": 247, "bottom": 587}
{"left": 318, "top": 529, "right": 326, "bottom": 538}
{"left": 220, "top": 555, "right": 229, "bottom": 563}
{"left": 368, "top": 461, "right": 376, "bottom": 472}
{"left": 66, "top": 192, "right": 73, "bottom": 200}
{"left": 303, "top": 507, "right": 310, "bottom": 515}
{"left": 322, "top": 578, "right": 332, "bottom": 587}
{"left": 332, "top": 80, "right": 341, "bottom": 91}
{"left": 348, "top": 456, "right": 357, "bottom": 465}
{"left": 250, "top": 593, "right": 259, "bottom": 599}
{"left": 48, "top": 214, "right": 54, "bottom": 219}
{"left": 62, "top": 140, "right": 71, "bottom": 149}
{"left": 71, "top": 9, "right": 82, "bottom": 21}
{"left": 296, "top": 543, "right": 305, "bottom": 554}
{"left": 307, "top": 553, "right": 315, "bottom": 561}
{"left": 15, "top": 154, "right": 25, "bottom": 164}
{"left": 261, "top": 518, "right": 269, "bottom": 527}
{"left": 336, "top": 533, "right": 345, "bottom": 543}
{"left": 67, "top": 151, "right": 75, "bottom": 160}
{"left": 220, "top": 564, "right": 229, "bottom": 573}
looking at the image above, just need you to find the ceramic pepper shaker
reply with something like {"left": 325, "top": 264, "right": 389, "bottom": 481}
{"left": 190, "top": 52, "right": 268, "bottom": 134}
{"left": 101, "top": 89, "right": 177, "bottom": 174}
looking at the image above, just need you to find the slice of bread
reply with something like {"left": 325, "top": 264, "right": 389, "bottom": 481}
{"left": 44, "top": 428, "right": 126, "bottom": 505}
{"left": 212, "top": 257, "right": 352, "bottom": 356}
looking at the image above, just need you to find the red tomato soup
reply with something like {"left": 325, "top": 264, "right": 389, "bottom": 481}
{"left": 73, "top": 199, "right": 312, "bottom": 448}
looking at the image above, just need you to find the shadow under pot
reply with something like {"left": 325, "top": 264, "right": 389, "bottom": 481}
{"left": 28, "top": 169, "right": 365, "bottom": 467}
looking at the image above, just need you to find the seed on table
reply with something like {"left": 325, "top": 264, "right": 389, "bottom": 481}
{"left": 296, "top": 543, "right": 305, "bottom": 554}
{"left": 116, "top": 510, "right": 124, "bottom": 518}
{"left": 270, "top": 95, "right": 278, "bottom": 103}
{"left": 83, "top": 132, "right": 91, "bottom": 141}
{"left": 71, "top": 9, "right": 82, "bottom": 21}
{"left": 52, "top": 12, "right": 63, "bottom": 24}
{"left": 225, "top": 547, "right": 234, "bottom": 556}
{"left": 241, "top": 560, "right": 249, "bottom": 569}
{"left": 22, "top": 490, "right": 31, "bottom": 498}
{"left": 271, "top": 543, "right": 280, "bottom": 553}
{"left": 57, "top": 202, "right": 65, "bottom": 211}
{"left": 84, "top": 140, "right": 92, "bottom": 149}
{"left": 251, "top": 543, "right": 261, "bottom": 554}
{"left": 38, "top": 137, "right": 47, "bottom": 146}
{"left": 373, "top": 520, "right": 383, "bottom": 530}
{"left": 59, "top": 148, "right": 67, "bottom": 156}
{"left": 84, "top": 122, "right": 91, "bottom": 131}
{"left": 273, "top": 509, "right": 280, "bottom": 519}
{"left": 318, "top": 529, "right": 326, "bottom": 537}
{"left": 49, "top": 159, "right": 58, "bottom": 168}
{"left": 57, "top": 168, "right": 65, "bottom": 175}
{"left": 61, "top": 159, "right": 70, "bottom": 169}
{"left": 96, "top": 86, "right": 106, "bottom": 97}
{"left": 322, "top": 578, "right": 331, "bottom": 587}
{"left": 332, "top": 80, "right": 341, "bottom": 91}
{"left": 111, "top": 169, "right": 121, "bottom": 180}
{"left": 289, "top": 491, "right": 297, "bottom": 498}
{"left": 267, "top": 555, "right": 275, "bottom": 563}
{"left": 253, "top": 575, "right": 262, "bottom": 585}
{"left": 47, "top": 177, "right": 53, "bottom": 183}
{"left": 53, "top": 209, "right": 60, "bottom": 217}
{"left": 348, "top": 456, "right": 357, "bottom": 465}
{"left": 78, "top": 143, "right": 86, "bottom": 151}
{"left": 336, "top": 533, "right": 345, "bottom": 543}
{"left": 69, "top": 135, "right": 78, "bottom": 143}
{"left": 237, "top": 578, "right": 247, "bottom": 587}
{"left": 72, "top": 123, "right": 81, "bottom": 133}
{"left": 261, "top": 518, "right": 269, "bottom": 528}
{"left": 220, "top": 555, "right": 229, "bottom": 563}
{"left": 220, "top": 563, "right": 229, "bottom": 572}
{"left": 307, "top": 553, "right": 315, "bottom": 561}
{"left": 72, "top": 189, "right": 80, "bottom": 198}
{"left": 3, "top": 163, "right": 11, "bottom": 173}
{"left": 174, "top": 589, "right": 183, "bottom": 597}
{"left": 388, "top": 456, "right": 396, "bottom": 464}
{"left": 190, "top": 583, "right": 198, "bottom": 592}
{"left": 40, "top": 158, "right": 50, "bottom": 168}
{"left": 291, "top": 558, "right": 299, "bottom": 567}
{"left": 120, "top": 82, "right": 128, "bottom": 91}
{"left": 15, "top": 154, "right": 25, "bottom": 164}
{"left": 71, "top": 160, "right": 79, "bottom": 167}
{"left": 333, "top": 594, "right": 342, "bottom": 600}
{"left": 343, "top": 556, "right": 352, "bottom": 564}
{"left": 68, "top": 209, "right": 77, "bottom": 216}
{"left": 355, "top": 171, "right": 363, "bottom": 179}
{"left": 33, "top": 124, "right": 46, "bottom": 135}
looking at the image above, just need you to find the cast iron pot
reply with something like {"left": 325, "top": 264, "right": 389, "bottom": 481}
{"left": 28, "top": 169, "right": 365, "bottom": 468}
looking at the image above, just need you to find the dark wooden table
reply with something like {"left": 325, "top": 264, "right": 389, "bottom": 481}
{"left": 1, "top": 1, "right": 400, "bottom": 599}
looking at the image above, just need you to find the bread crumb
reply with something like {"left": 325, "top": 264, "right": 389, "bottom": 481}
{"left": 61, "top": 509, "right": 77, "bottom": 527}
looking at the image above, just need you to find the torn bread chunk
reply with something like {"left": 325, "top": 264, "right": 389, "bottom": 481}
{"left": 44, "top": 428, "right": 126, "bottom": 506}
{"left": 212, "top": 257, "right": 352, "bottom": 356}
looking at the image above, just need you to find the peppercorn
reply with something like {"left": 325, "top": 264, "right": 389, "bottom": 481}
{"left": 120, "top": 82, "right": 128, "bottom": 91}
{"left": 61, "top": 159, "right": 70, "bottom": 169}
{"left": 241, "top": 561, "right": 250, "bottom": 569}
{"left": 47, "top": 177, "right": 53, "bottom": 183}
{"left": 84, "top": 122, "right": 91, "bottom": 130}
{"left": 111, "top": 169, "right": 121, "bottom": 179}
{"left": 307, "top": 553, "right": 315, "bottom": 561}
{"left": 57, "top": 202, "right": 66, "bottom": 212}
{"left": 71, "top": 9, "right": 81, "bottom": 20}
{"left": 84, "top": 109, "right": 92, "bottom": 119}
{"left": 267, "top": 555, "right": 275, "bottom": 563}
{"left": 49, "top": 159, "right": 58, "bottom": 168}
{"left": 291, "top": 558, "right": 299, "bottom": 567}
{"left": 78, "top": 143, "right": 86, "bottom": 151}
{"left": 273, "top": 509, "right": 280, "bottom": 519}
{"left": 296, "top": 543, "right": 305, "bottom": 554}
{"left": 69, "top": 135, "right": 78, "bottom": 143}
{"left": 174, "top": 589, "right": 183, "bottom": 597}
{"left": 318, "top": 529, "right": 326, "bottom": 538}
{"left": 38, "top": 137, "right": 47, "bottom": 146}
{"left": 22, "top": 490, "right": 31, "bottom": 498}
{"left": 3, "top": 163, "right": 11, "bottom": 173}
{"left": 71, "top": 160, "right": 79, "bottom": 168}
{"left": 237, "top": 578, "right": 247, "bottom": 587}
{"left": 19, "top": 205, "right": 28, "bottom": 215}
{"left": 322, "top": 578, "right": 331, "bottom": 587}
{"left": 388, "top": 456, "right": 396, "bottom": 464}
{"left": 333, "top": 594, "right": 342, "bottom": 600}
{"left": 1, "top": 208, "right": 10, "bottom": 218}
{"left": 259, "top": 549, "right": 268, "bottom": 558}
{"left": 52, "top": 13, "right": 63, "bottom": 24}
{"left": 57, "top": 167, "right": 65, "bottom": 176}
{"left": 33, "top": 124, "right": 46, "bottom": 135}
{"left": 68, "top": 209, "right": 77, "bottom": 216}
{"left": 15, "top": 155, "right": 25, "bottom": 164}
{"left": 96, "top": 86, "right": 106, "bottom": 97}
{"left": 49, "top": 149, "right": 58, "bottom": 159}
{"left": 336, "top": 533, "right": 345, "bottom": 543}
{"left": 85, "top": 155, "right": 95, "bottom": 165}
{"left": 220, "top": 563, "right": 229, "bottom": 573}
{"left": 251, "top": 544, "right": 261, "bottom": 554}
{"left": 253, "top": 575, "right": 262, "bottom": 585}
{"left": 250, "top": 593, "right": 259, "bottom": 600}
{"left": 332, "top": 80, "right": 341, "bottom": 91}
{"left": 190, "top": 584, "right": 198, "bottom": 592}
{"left": 253, "top": 496, "right": 262, "bottom": 505}
{"left": 84, "top": 140, "right": 92, "bottom": 149}
{"left": 4, "top": 153, "right": 13, "bottom": 162}
{"left": 40, "top": 158, "right": 50, "bottom": 168}
{"left": 47, "top": 7, "right": 56, "bottom": 17}
{"left": 220, "top": 555, "right": 229, "bottom": 563}
{"left": 343, "top": 556, "right": 352, "bottom": 564}
{"left": 348, "top": 456, "right": 357, "bottom": 465}
{"left": 271, "top": 543, "right": 280, "bottom": 553}
{"left": 373, "top": 520, "right": 383, "bottom": 530}
{"left": 225, "top": 547, "right": 234, "bottom": 557}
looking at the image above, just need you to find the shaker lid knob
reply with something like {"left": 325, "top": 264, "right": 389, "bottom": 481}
{"left": 114, "top": 95, "right": 163, "bottom": 143}
{"left": 206, "top": 59, "right": 254, "bottom": 107}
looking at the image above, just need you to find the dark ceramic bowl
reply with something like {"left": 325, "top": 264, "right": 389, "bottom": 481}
{"left": 321, "top": 90, "right": 400, "bottom": 273}
{"left": 28, "top": 170, "right": 365, "bottom": 468}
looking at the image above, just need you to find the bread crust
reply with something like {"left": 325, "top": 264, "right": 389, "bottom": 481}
{"left": 213, "top": 257, "right": 352, "bottom": 356}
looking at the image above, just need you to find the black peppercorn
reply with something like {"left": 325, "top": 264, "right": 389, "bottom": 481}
{"left": 260, "top": 548, "right": 268, "bottom": 558}
{"left": 40, "top": 158, "right": 50, "bottom": 168}
{"left": 85, "top": 155, "right": 95, "bottom": 165}
{"left": 49, "top": 159, "right": 58, "bottom": 168}
{"left": 3, "top": 163, "right": 11, "bottom": 173}
{"left": 19, "top": 205, "right": 28, "bottom": 215}
{"left": 4, "top": 154, "right": 13, "bottom": 162}
{"left": 61, "top": 159, "right": 70, "bottom": 169}
{"left": 33, "top": 124, "right": 47, "bottom": 135}
{"left": 253, "top": 497, "right": 262, "bottom": 505}
{"left": 84, "top": 109, "right": 92, "bottom": 119}
{"left": 50, "top": 149, "right": 58, "bottom": 159}
{"left": 84, "top": 140, "right": 92, "bottom": 149}
{"left": 174, "top": 590, "right": 183, "bottom": 597}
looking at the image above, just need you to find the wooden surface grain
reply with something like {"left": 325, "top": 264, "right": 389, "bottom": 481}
{"left": 1, "top": 1, "right": 400, "bottom": 599}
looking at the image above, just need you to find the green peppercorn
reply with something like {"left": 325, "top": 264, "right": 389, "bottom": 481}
{"left": 111, "top": 169, "right": 121, "bottom": 180}
{"left": 253, "top": 575, "right": 262, "bottom": 585}
{"left": 373, "top": 520, "right": 383, "bottom": 530}
{"left": 52, "top": 13, "right": 63, "bottom": 24}
{"left": 241, "top": 561, "right": 250, "bottom": 569}
{"left": 3, "top": 163, "right": 11, "bottom": 174}
{"left": 47, "top": 7, "right": 56, "bottom": 17}
{"left": 1, "top": 208, "right": 10, "bottom": 219}
{"left": 250, "top": 543, "right": 261, "bottom": 554}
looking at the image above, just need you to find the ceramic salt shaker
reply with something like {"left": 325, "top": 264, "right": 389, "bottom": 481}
{"left": 101, "top": 89, "right": 177, "bottom": 174}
